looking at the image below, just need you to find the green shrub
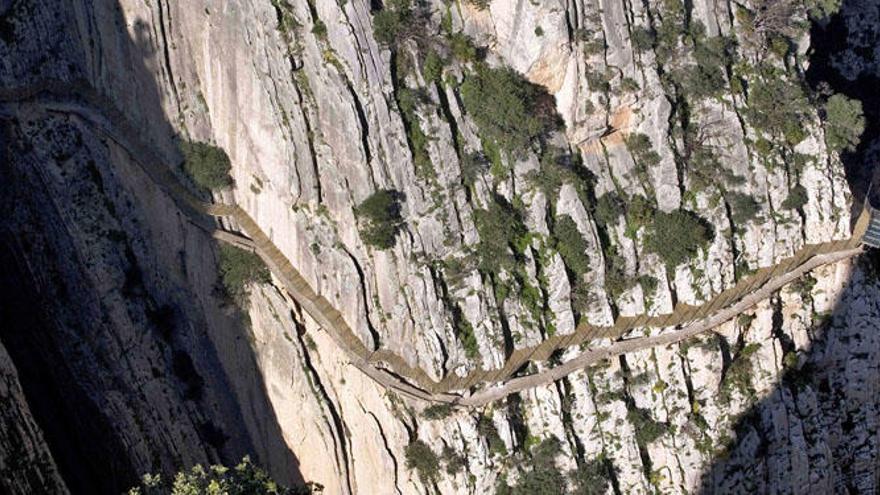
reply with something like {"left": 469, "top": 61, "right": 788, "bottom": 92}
{"left": 675, "top": 34, "right": 736, "bottom": 100}
{"left": 745, "top": 74, "right": 811, "bottom": 145}
{"left": 356, "top": 190, "right": 404, "bottom": 249}
{"left": 627, "top": 408, "right": 669, "bottom": 445}
{"left": 646, "top": 209, "right": 713, "bottom": 269}
{"left": 473, "top": 195, "right": 527, "bottom": 273}
{"left": 631, "top": 26, "right": 655, "bottom": 51}
{"left": 442, "top": 445, "right": 467, "bottom": 475}
{"left": 497, "top": 438, "right": 566, "bottom": 495}
{"left": 625, "top": 133, "right": 661, "bottom": 167}
{"left": 603, "top": 245, "right": 635, "bottom": 299}
{"left": 638, "top": 274, "right": 659, "bottom": 299}
{"left": 405, "top": 440, "right": 440, "bottom": 483}
{"left": 782, "top": 184, "right": 809, "bottom": 210}
{"left": 625, "top": 194, "right": 656, "bottom": 234}
{"left": 527, "top": 146, "right": 591, "bottom": 202}
{"left": 127, "top": 456, "right": 318, "bottom": 495}
{"left": 180, "top": 141, "right": 232, "bottom": 192}
{"left": 422, "top": 404, "right": 454, "bottom": 420}
{"left": 726, "top": 192, "right": 761, "bottom": 225}
{"left": 594, "top": 192, "right": 625, "bottom": 227}
{"left": 569, "top": 458, "right": 610, "bottom": 495}
{"left": 460, "top": 64, "right": 559, "bottom": 156}
{"left": 396, "top": 88, "right": 435, "bottom": 178}
{"left": 553, "top": 215, "right": 591, "bottom": 278}
{"left": 477, "top": 415, "right": 507, "bottom": 456}
{"left": 824, "top": 93, "right": 865, "bottom": 154}
{"left": 311, "top": 20, "right": 327, "bottom": 38}
{"left": 421, "top": 50, "right": 443, "bottom": 82}
{"left": 372, "top": 0, "right": 412, "bottom": 46}
{"left": 218, "top": 245, "right": 271, "bottom": 301}
{"left": 449, "top": 32, "right": 479, "bottom": 62}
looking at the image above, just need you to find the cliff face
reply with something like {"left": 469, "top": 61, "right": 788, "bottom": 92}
{"left": 0, "top": 0, "right": 877, "bottom": 494}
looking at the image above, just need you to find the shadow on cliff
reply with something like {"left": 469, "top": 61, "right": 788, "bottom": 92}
{"left": 0, "top": 1, "right": 304, "bottom": 493}
{"left": 698, "top": 2, "right": 880, "bottom": 492}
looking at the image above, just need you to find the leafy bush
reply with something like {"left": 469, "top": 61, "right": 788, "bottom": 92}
{"left": 422, "top": 404, "right": 454, "bottom": 420}
{"left": 449, "top": 32, "right": 479, "bottom": 62}
{"left": 824, "top": 93, "right": 865, "bottom": 154}
{"left": 553, "top": 215, "right": 591, "bottom": 277}
{"left": 527, "top": 146, "right": 592, "bottom": 202}
{"left": 782, "top": 184, "right": 809, "bottom": 210}
{"left": 631, "top": 26, "right": 655, "bottom": 51}
{"left": 674, "top": 33, "right": 736, "bottom": 100}
{"left": 627, "top": 408, "right": 669, "bottom": 445}
{"left": 396, "top": 88, "right": 434, "bottom": 178}
{"left": 594, "top": 192, "right": 625, "bottom": 227}
{"left": 569, "top": 458, "right": 610, "bottom": 495}
{"left": 745, "top": 74, "right": 811, "bottom": 145}
{"left": 497, "top": 438, "right": 566, "bottom": 495}
{"left": 311, "top": 20, "right": 327, "bottom": 39}
{"left": 473, "top": 195, "right": 527, "bottom": 273}
{"left": 180, "top": 141, "right": 232, "bottom": 192}
{"left": 372, "top": 0, "right": 413, "bottom": 46}
{"left": 442, "top": 445, "right": 467, "bottom": 475}
{"left": 726, "top": 192, "right": 761, "bottom": 225}
{"left": 127, "top": 456, "right": 319, "bottom": 495}
{"left": 218, "top": 245, "right": 271, "bottom": 301}
{"left": 421, "top": 50, "right": 443, "bottom": 82}
{"left": 460, "top": 64, "right": 559, "bottom": 156}
{"left": 356, "top": 190, "right": 404, "bottom": 249}
{"left": 646, "top": 209, "right": 713, "bottom": 269}
{"left": 477, "top": 415, "right": 507, "bottom": 456}
{"left": 405, "top": 440, "right": 440, "bottom": 483}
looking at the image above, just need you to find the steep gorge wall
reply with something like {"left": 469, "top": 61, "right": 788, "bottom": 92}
{"left": 0, "top": 0, "right": 877, "bottom": 494}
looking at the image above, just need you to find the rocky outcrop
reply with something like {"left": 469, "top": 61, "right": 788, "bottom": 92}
{"left": 0, "top": 342, "right": 68, "bottom": 494}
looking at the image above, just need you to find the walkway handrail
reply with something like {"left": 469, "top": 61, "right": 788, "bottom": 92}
{"left": 2, "top": 81, "right": 866, "bottom": 406}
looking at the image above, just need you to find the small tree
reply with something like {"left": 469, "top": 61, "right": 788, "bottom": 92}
{"left": 180, "top": 141, "right": 233, "bottom": 192}
{"left": 127, "top": 456, "right": 320, "bottom": 495}
{"left": 473, "top": 195, "right": 527, "bottom": 273}
{"left": 218, "top": 244, "right": 271, "bottom": 302}
{"left": 824, "top": 93, "right": 865, "bottom": 154}
{"left": 460, "top": 64, "right": 559, "bottom": 156}
{"left": 553, "top": 215, "right": 591, "bottom": 277}
{"left": 356, "top": 189, "right": 404, "bottom": 249}
{"left": 782, "top": 184, "right": 809, "bottom": 210}
{"left": 405, "top": 440, "right": 440, "bottom": 483}
{"left": 646, "top": 209, "right": 713, "bottom": 269}
{"left": 372, "top": 0, "right": 415, "bottom": 46}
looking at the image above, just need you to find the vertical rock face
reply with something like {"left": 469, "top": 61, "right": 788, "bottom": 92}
{"left": 0, "top": 0, "right": 877, "bottom": 494}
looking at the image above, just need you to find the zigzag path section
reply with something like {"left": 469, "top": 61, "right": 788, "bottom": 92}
{"left": 0, "top": 81, "right": 869, "bottom": 407}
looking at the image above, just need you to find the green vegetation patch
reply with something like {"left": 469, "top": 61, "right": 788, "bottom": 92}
{"left": 473, "top": 195, "right": 527, "bottom": 274}
{"left": 646, "top": 209, "right": 713, "bottom": 270}
{"left": 218, "top": 244, "right": 271, "bottom": 302}
{"left": 553, "top": 215, "right": 591, "bottom": 278}
{"left": 356, "top": 189, "right": 404, "bottom": 249}
{"left": 460, "top": 64, "right": 559, "bottom": 157}
{"left": 782, "top": 184, "right": 809, "bottom": 211}
{"left": 823, "top": 93, "right": 865, "bottom": 154}
{"left": 405, "top": 440, "right": 440, "bottom": 483}
{"left": 180, "top": 141, "right": 233, "bottom": 192}
{"left": 127, "top": 456, "right": 319, "bottom": 494}
{"left": 372, "top": 0, "right": 415, "bottom": 46}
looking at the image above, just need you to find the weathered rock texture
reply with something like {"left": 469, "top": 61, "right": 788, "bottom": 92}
{"left": 0, "top": 0, "right": 877, "bottom": 494}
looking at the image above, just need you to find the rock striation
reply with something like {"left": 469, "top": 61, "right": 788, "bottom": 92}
{"left": 1, "top": 0, "right": 878, "bottom": 494}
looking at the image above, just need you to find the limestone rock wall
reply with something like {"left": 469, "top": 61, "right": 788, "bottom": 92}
{"left": 0, "top": 0, "right": 876, "bottom": 494}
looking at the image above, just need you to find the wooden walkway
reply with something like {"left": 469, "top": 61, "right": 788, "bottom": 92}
{"left": 1, "top": 81, "right": 868, "bottom": 405}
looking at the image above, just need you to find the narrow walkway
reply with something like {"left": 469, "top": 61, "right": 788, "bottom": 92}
{"left": 0, "top": 81, "right": 869, "bottom": 406}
